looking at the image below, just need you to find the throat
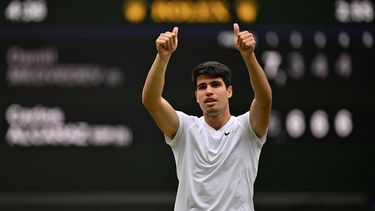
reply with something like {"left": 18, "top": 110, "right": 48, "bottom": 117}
{"left": 204, "top": 113, "right": 231, "bottom": 130}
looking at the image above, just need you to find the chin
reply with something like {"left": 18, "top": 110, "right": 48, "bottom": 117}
{"left": 205, "top": 109, "right": 220, "bottom": 117}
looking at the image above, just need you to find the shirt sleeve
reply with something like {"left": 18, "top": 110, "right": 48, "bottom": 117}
{"left": 238, "top": 112, "right": 267, "bottom": 148}
{"left": 164, "top": 111, "right": 185, "bottom": 148}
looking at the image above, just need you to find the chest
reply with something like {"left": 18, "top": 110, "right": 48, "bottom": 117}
{"left": 186, "top": 126, "right": 251, "bottom": 165}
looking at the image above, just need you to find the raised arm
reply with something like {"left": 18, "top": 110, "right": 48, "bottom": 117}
{"left": 142, "top": 27, "right": 180, "bottom": 140}
{"left": 233, "top": 23, "right": 272, "bottom": 138}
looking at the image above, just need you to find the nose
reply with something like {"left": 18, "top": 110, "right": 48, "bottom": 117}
{"left": 205, "top": 85, "right": 213, "bottom": 96}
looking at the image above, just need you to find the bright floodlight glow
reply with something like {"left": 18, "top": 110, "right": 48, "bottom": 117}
{"left": 335, "top": 109, "right": 353, "bottom": 138}
{"left": 290, "top": 31, "right": 303, "bottom": 49}
{"left": 314, "top": 31, "right": 327, "bottom": 49}
{"left": 275, "top": 69, "right": 287, "bottom": 87}
{"left": 335, "top": 0, "right": 350, "bottom": 22}
{"left": 261, "top": 51, "right": 282, "bottom": 80}
{"left": 286, "top": 109, "right": 305, "bottom": 138}
{"left": 362, "top": 31, "right": 373, "bottom": 48}
{"left": 335, "top": 52, "right": 352, "bottom": 78}
{"left": 265, "top": 31, "right": 279, "bottom": 48}
{"left": 287, "top": 52, "right": 305, "bottom": 79}
{"left": 310, "top": 110, "right": 329, "bottom": 139}
{"left": 268, "top": 110, "right": 282, "bottom": 138}
{"left": 311, "top": 53, "right": 329, "bottom": 79}
{"left": 217, "top": 31, "right": 235, "bottom": 49}
{"left": 338, "top": 31, "right": 350, "bottom": 48}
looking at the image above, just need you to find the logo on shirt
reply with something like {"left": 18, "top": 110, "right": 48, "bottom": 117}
{"left": 224, "top": 132, "right": 230, "bottom": 136}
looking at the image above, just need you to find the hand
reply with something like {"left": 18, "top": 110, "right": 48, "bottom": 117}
{"left": 156, "top": 27, "right": 178, "bottom": 58}
{"left": 233, "top": 23, "right": 255, "bottom": 56}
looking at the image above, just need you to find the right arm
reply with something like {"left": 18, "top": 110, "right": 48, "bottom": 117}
{"left": 142, "top": 27, "right": 179, "bottom": 140}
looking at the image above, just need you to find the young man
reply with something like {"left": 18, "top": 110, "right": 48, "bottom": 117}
{"left": 142, "top": 23, "right": 272, "bottom": 211}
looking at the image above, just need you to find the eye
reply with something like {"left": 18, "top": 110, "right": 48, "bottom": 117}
{"left": 197, "top": 84, "right": 206, "bottom": 90}
{"left": 211, "top": 82, "right": 222, "bottom": 87}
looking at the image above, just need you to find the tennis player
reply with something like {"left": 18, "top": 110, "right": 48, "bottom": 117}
{"left": 142, "top": 23, "right": 272, "bottom": 211}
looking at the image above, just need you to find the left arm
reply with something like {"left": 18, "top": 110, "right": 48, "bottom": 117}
{"left": 234, "top": 23, "right": 272, "bottom": 138}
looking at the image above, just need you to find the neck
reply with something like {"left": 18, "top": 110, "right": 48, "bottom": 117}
{"left": 204, "top": 109, "right": 231, "bottom": 130}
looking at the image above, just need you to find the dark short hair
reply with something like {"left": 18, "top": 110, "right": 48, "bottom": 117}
{"left": 192, "top": 61, "right": 232, "bottom": 90}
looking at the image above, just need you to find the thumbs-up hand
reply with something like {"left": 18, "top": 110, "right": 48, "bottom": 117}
{"left": 234, "top": 23, "right": 256, "bottom": 55}
{"left": 156, "top": 27, "right": 179, "bottom": 58}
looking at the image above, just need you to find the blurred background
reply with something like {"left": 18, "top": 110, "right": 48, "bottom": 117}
{"left": 0, "top": 0, "right": 374, "bottom": 210}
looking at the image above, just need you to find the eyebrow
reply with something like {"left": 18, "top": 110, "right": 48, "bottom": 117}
{"left": 197, "top": 80, "right": 223, "bottom": 87}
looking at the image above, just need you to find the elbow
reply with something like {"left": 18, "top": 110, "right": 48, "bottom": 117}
{"left": 141, "top": 92, "right": 159, "bottom": 112}
{"left": 141, "top": 90, "right": 151, "bottom": 108}
{"left": 256, "top": 88, "right": 272, "bottom": 107}
{"left": 262, "top": 95, "right": 272, "bottom": 108}
{"left": 142, "top": 97, "right": 154, "bottom": 112}
{"left": 141, "top": 91, "right": 147, "bottom": 106}
{"left": 141, "top": 93, "right": 152, "bottom": 109}
{"left": 264, "top": 84, "right": 273, "bottom": 104}
{"left": 265, "top": 89, "right": 272, "bottom": 108}
{"left": 266, "top": 88, "right": 272, "bottom": 105}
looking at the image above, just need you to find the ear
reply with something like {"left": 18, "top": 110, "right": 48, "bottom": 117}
{"left": 227, "top": 85, "right": 233, "bottom": 98}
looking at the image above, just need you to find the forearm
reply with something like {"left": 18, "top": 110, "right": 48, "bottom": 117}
{"left": 142, "top": 54, "right": 171, "bottom": 108}
{"left": 242, "top": 52, "right": 272, "bottom": 105}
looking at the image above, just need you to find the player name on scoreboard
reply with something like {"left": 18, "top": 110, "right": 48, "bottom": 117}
{"left": 123, "top": 0, "right": 259, "bottom": 23}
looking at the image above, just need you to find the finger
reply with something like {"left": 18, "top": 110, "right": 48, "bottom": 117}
{"left": 238, "top": 36, "right": 246, "bottom": 49}
{"left": 171, "top": 27, "right": 178, "bottom": 48}
{"left": 238, "top": 31, "right": 252, "bottom": 39}
{"left": 156, "top": 38, "right": 166, "bottom": 45}
{"left": 164, "top": 33, "right": 174, "bottom": 50}
{"left": 233, "top": 23, "right": 240, "bottom": 36}
{"left": 157, "top": 36, "right": 169, "bottom": 43}
{"left": 245, "top": 40, "right": 255, "bottom": 48}
{"left": 173, "top": 26, "right": 179, "bottom": 37}
{"left": 167, "top": 38, "right": 173, "bottom": 51}
{"left": 158, "top": 34, "right": 169, "bottom": 40}
{"left": 240, "top": 39, "right": 246, "bottom": 50}
{"left": 160, "top": 34, "right": 174, "bottom": 48}
{"left": 156, "top": 38, "right": 168, "bottom": 48}
{"left": 243, "top": 37, "right": 254, "bottom": 44}
{"left": 161, "top": 32, "right": 173, "bottom": 39}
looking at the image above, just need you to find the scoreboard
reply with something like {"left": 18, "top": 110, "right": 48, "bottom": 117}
{"left": 0, "top": 0, "right": 374, "bottom": 193}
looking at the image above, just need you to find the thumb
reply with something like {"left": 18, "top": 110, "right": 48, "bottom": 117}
{"left": 233, "top": 23, "right": 240, "bottom": 36}
{"left": 173, "top": 26, "right": 179, "bottom": 37}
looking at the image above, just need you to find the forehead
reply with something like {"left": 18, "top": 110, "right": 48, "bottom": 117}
{"left": 196, "top": 75, "right": 224, "bottom": 84}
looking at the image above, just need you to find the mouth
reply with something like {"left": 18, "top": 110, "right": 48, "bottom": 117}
{"left": 204, "top": 98, "right": 217, "bottom": 105}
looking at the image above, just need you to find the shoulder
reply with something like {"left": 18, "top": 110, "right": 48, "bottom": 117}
{"left": 176, "top": 111, "right": 199, "bottom": 125}
{"left": 176, "top": 111, "right": 203, "bottom": 134}
{"left": 235, "top": 112, "right": 250, "bottom": 129}
{"left": 234, "top": 112, "right": 267, "bottom": 148}
{"left": 166, "top": 111, "right": 200, "bottom": 147}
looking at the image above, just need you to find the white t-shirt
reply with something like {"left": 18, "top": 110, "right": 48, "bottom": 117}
{"left": 165, "top": 111, "right": 267, "bottom": 211}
